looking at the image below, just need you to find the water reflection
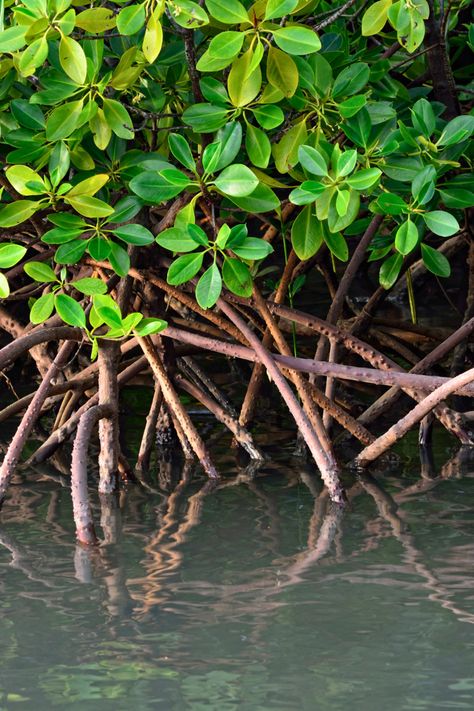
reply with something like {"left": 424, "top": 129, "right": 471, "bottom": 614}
{"left": 0, "top": 448, "right": 474, "bottom": 709}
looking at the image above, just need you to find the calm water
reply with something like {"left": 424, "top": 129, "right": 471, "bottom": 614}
{"left": 0, "top": 437, "right": 473, "bottom": 711}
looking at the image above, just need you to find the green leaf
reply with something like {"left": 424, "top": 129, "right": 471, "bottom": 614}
{"left": 116, "top": 3, "right": 146, "bottom": 35}
{"left": 102, "top": 98, "right": 134, "bottom": 140}
{"left": 109, "top": 242, "right": 130, "bottom": 277}
{"left": 55, "top": 239, "right": 88, "bottom": 264}
{"left": 30, "top": 293, "right": 55, "bottom": 324}
{"left": 214, "top": 164, "right": 259, "bottom": 197}
{"left": 379, "top": 252, "right": 403, "bottom": 289}
{"left": 273, "top": 26, "right": 321, "bottom": 55}
{"left": 376, "top": 193, "right": 408, "bottom": 215}
{"left": 411, "top": 165, "right": 436, "bottom": 204}
{"left": 438, "top": 115, "right": 474, "bottom": 147}
{"left": 336, "top": 189, "right": 351, "bottom": 217}
{"left": 18, "top": 35, "right": 48, "bottom": 77}
{"left": 24, "top": 261, "right": 57, "bottom": 282}
{"left": 88, "top": 237, "right": 111, "bottom": 261}
{"left": 156, "top": 227, "right": 199, "bottom": 253}
{"left": 109, "top": 196, "right": 143, "bottom": 223}
{"left": 298, "top": 145, "right": 328, "bottom": 176}
{"left": 336, "top": 149, "right": 358, "bottom": 178}
{"left": 188, "top": 224, "right": 209, "bottom": 246}
{"left": 267, "top": 46, "right": 298, "bottom": 98}
{"left": 222, "top": 257, "right": 253, "bottom": 296}
{"left": 142, "top": 10, "right": 163, "bottom": 63}
{"left": 195, "top": 263, "right": 222, "bottom": 309}
{"left": 169, "top": 134, "right": 196, "bottom": 172}
{"left": 0, "top": 201, "right": 38, "bottom": 228}
{"left": 245, "top": 123, "right": 271, "bottom": 168}
{"left": 228, "top": 183, "right": 280, "bottom": 212}
{"left": 10, "top": 100, "right": 45, "bottom": 130}
{"left": 49, "top": 214, "right": 87, "bottom": 229}
{"left": 42, "top": 228, "right": 84, "bottom": 245}
{"left": 214, "top": 122, "right": 243, "bottom": 171}
{"left": 438, "top": 188, "right": 474, "bottom": 209}
{"left": 291, "top": 205, "right": 323, "bottom": 260}
{"left": 362, "top": 0, "right": 391, "bottom": 36}
{"left": 333, "top": 63, "right": 370, "bottom": 99}
{"left": 207, "top": 31, "right": 244, "bottom": 59}
{"left": 231, "top": 238, "right": 273, "bottom": 260}
{"left": 202, "top": 142, "right": 223, "bottom": 175}
{"left": 112, "top": 224, "right": 155, "bottom": 245}
{"left": 345, "top": 168, "right": 381, "bottom": 191}
{"left": 75, "top": 8, "right": 116, "bottom": 32}
{"left": 59, "top": 35, "right": 87, "bottom": 85}
{"left": 228, "top": 48, "right": 262, "bottom": 107}
{"left": 395, "top": 219, "right": 418, "bottom": 255}
{"left": 0, "top": 273, "right": 10, "bottom": 299}
{"left": 167, "top": 252, "right": 204, "bottom": 285}
{"left": 134, "top": 317, "right": 168, "bottom": 336}
{"left": 0, "top": 243, "right": 27, "bottom": 268}
{"left": 205, "top": 0, "right": 249, "bottom": 24}
{"left": 252, "top": 105, "right": 285, "bottom": 130}
{"left": 423, "top": 211, "right": 460, "bottom": 237}
{"left": 168, "top": 0, "right": 208, "bottom": 28}
{"left": 49, "top": 141, "right": 70, "bottom": 187}
{"left": 324, "top": 231, "right": 349, "bottom": 262}
{"left": 129, "top": 172, "right": 185, "bottom": 203}
{"left": 96, "top": 306, "right": 123, "bottom": 329}
{"left": 289, "top": 181, "right": 326, "bottom": 205}
{"left": 421, "top": 243, "right": 451, "bottom": 277}
{"left": 265, "top": 0, "right": 298, "bottom": 19}
{"left": 183, "top": 103, "right": 230, "bottom": 133}
{"left": 328, "top": 190, "right": 360, "bottom": 233}
{"left": 65, "top": 195, "right": 114, "bottom": 218}
{"left": 273, "top": 118, "right": 307, "bottom": 173}
{"left": 73, "top": 278, "right": 107, "bottom": 295}
{"left": 67, "top": 174, "right": 109, "bottom": 198}
{"left": 411, "top": 98, "right": 435, "bottom": 136}
{"left": 55, "top": 293, "right": 86, "bottom": 328}
{"left": 46, "top": 99, "right": 83, "bottom": 142}
{"left": 338, "top": 95, "right": 367, "bottom": 118}
{"left": 0, "top": 25, "right": 26, "bottom": 53}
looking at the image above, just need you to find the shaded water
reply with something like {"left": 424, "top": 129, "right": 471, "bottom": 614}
{"left": 0, "top": 438, "right": 474, "bottom": 710}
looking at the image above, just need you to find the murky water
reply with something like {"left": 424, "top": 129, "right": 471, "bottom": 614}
{"left": 0, "top": 437, "right": 473, "bottom": 710}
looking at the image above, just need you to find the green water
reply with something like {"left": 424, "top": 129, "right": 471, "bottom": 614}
{"left": 0, "top": 442, "right": 474, "bottom": 711}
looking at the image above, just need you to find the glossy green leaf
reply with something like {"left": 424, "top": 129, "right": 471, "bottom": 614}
{"left": 267, "top": 46, "right": 299, "bottom": 98}
{"left": 0, "top": 201, "right": 38, "bottom": 228}
{"left": 291, "top": 205, "right": 324, "bottom": 260}
{"left": 362, "top": 0, "right": 391, "bottom": 36}
{"left": 59, "top": 35, "right": 87, "bottom": 85}
{"left": 195, "top": 263, "right": 222, "bottom": 309}
{"left": 265, "top": 0, "right": 298, "bottom": 20}
{"left": 395, "top": 219, "right": 418, "bottom": 255}
{"left": 0, "top": 243, "right": 27, "bottom": 268}
{"left": 167, "top": 252, "right": 204, "bottom": 285}
{"left": 231, "top": 238, "right": 273, "bottom": 260}
{"left": 156, "top": 227, "right": 199, "bottom": 253}
{"left": 24, "top": 261, "right": 57, "bottom": 282}
{"left": 421, "top": 243, "right": 451, "bottom": 277}
{"left": 55, "top": 293, "right": 86, "bottom": 328}
{"left": 273, "top": 27, "right": 321, "bottom": 55}
{"left": 423, "top": 211, "right": 460, "bottom": 237}
{"left": 205, "top": 0, "right": 249, "bottom": 24}
{"left": 214, "top": 164, "right": 259, "bottom": 197}
{"left": 222, "top": 257, "right": 253, "bottom": 297}
{"left": 30, "top": 293, "right": 55, "bottom": 324}
{"left": 112, "top": 224, "right": 155, "bottom": 245}
{"left": 73, "top": 278, "right": 108, "bottom": 295}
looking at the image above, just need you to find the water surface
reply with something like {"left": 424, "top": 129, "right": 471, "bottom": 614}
{"left": 0, "top": 442, "right": 473, "bottom": 710}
